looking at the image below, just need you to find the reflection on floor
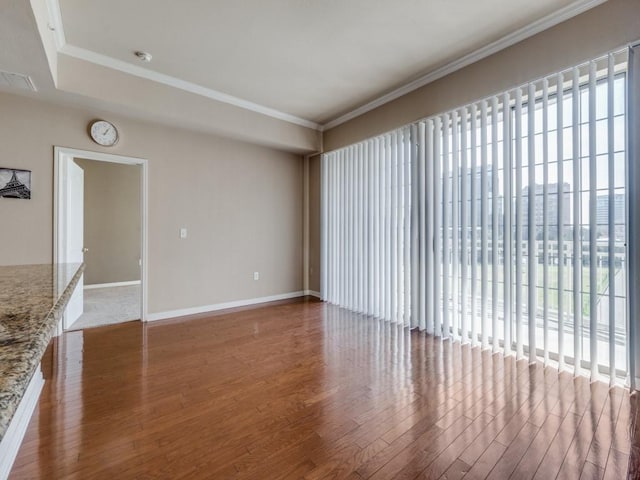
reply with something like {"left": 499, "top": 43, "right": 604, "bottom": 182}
{"left": 11, "top": 298, "right": 639, "bottom": 479}
{"left": 70, "top": 284, "right": 140, "bottom": 330}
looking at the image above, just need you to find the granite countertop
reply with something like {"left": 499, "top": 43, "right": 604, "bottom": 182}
{"left": 0, "top": 262, "right": 84, "bottom": 442}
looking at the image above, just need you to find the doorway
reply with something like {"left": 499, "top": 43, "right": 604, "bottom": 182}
{"left": 54, "top": 147, "right": 148, "bottom": 329}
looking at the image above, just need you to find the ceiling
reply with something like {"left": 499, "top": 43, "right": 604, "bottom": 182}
{"left": 57, "top": 0, "right": 586, "bottom": 125}
{"left": 0, "top": 0, "right": 606, "bottom": 152}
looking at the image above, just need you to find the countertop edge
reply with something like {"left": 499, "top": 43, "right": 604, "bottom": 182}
{"left": 0, "top": 263, "right": 85, "bottom": 443}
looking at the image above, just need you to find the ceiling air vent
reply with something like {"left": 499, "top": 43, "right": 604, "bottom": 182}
{"left": 0, "top": 70, "right": 37, "bottom": 92}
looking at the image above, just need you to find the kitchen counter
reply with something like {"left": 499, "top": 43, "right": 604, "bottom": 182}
{"left": 0, "top": 263, "right": 84, "bottom": 442}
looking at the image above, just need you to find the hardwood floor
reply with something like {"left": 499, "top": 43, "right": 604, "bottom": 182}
{"left": 10, "top": 297, "right": 640, "bottom": 479}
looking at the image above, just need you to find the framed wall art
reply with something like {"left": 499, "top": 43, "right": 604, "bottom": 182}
{"left": 0, "top": 168, "right": 31, "bottom": 199}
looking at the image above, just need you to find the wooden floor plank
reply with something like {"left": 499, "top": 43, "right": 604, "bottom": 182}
{"left": 531, "top": 411, "right": 583, "bottom": 480}
{"left": 439, "top": 458, "right": 471, "bottom": 480}
{"left": 462, "top": 441, "right": 507, "bottom": 480}
{"left": 485, "top": 421, "right": 540, "bottom": 479}
{"left": 8, "top": 298, "right": 636, "bottom": 479}
{"left": 510, "top": 412, "right": 563, "bottom": 480}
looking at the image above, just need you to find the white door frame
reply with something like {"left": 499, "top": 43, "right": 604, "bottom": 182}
{"left": 53, "top": 146, "right": 149, "bottom": 323}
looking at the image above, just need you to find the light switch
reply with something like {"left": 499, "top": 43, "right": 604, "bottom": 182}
{"left": 180, "top": 228, "right": 187, "bottom": 239}
{"left": 253, "top": 272, "right": 260, "bottom": 281}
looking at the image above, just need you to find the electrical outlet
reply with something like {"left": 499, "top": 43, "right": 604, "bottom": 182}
{"left": 253, "top": 272, "right": 260, "bottom": 281}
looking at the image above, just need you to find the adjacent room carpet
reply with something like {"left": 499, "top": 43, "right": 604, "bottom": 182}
{"left": 70, "top": 284, "right": 140, "bottom": 330}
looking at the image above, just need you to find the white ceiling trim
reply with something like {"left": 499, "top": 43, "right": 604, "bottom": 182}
{"left": 45, "top": 0, "right": 606, "bottom": 134}
{"left": 46, "top": 0, "right": 321, "bottom": 130}
{"left": 59, "top": 44, "right": 322, "bottom": 130}
{"left": 44, "top": 0, "right": 66, "bottom": 49}
{"left": 322, "top": 0, "right": 608, "bottom": 130}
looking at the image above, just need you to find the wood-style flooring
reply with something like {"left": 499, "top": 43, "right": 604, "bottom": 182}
{"left": 10, "top": 297, "right": 640, "bottom": 479}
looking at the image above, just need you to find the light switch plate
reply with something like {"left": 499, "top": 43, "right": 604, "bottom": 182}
{"left": 180, "top": 228, "right": 187, "bottom": 239}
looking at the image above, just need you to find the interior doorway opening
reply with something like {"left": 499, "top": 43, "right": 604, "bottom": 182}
{"left": 54, "top": 147, "right": 149, "bottom": 330}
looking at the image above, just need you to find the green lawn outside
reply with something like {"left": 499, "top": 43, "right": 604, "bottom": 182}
{"left": 447, "top": 262, "right": 621, "bottom": 318}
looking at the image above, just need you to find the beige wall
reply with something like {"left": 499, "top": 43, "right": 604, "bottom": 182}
{"left": 308, "top": 154, "right": 321, "bottom": 292}
{"left": 74, "top": 158, "right": 141, "bottom": 285}
{"left": 323, "top": 0, "right": 640, "bottom": 151}
{"left": 58, "top": 54, "right": 321, "bottom": 154}
{"left": 0, "top": 92, "right": 303, "bottom": 314}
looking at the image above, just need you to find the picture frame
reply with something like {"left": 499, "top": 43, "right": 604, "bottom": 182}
{"left": 0, "top": 168, "right": 31, "bottom": 199}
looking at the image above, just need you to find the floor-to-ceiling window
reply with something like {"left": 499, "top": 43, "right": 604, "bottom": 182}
{"left": 322, "top": 47, "right": 632, "bottom": 386}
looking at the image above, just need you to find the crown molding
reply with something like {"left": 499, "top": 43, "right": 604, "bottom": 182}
{"left": 321, "top": 0, "right": 607, "bottom": 131}
{"left": 44, "top": 0, "right": 66, "bottom": 49}
{"left": 44, "top": 0, "right": 606, "bottom": 134}
{"left": 46, "top": 0, "right": 320, "bottom": 130}
{"left": 59, "top": 44, "right": 321, "bottom": 130}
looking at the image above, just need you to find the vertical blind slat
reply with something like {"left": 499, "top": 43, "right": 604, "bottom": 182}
{"left": 397, "top": 133, "right": 404, "bottom": 321}
{"left": 528, "top": 83, "right": 537, "bottom": 365}
{"left": 352, "top": 145, "right": 356, "bottom": 311}
{"left": 460, "top": 108, "right": 469, "bottom": 343}
{"left": 385, "top": 137, "right": 390, "bottom": 319}
{"left": 342, "top": 148, "right": 347, "bottom": 307}
{"left": 543, "top": 78, "right": 550, "bottom": 365}
{"left": 426, "top": 121, "right": 435, "bottom": 334}
{"left": 363, "top": 143, "right": 368, "bottom": 312}
{"left": 381, "top": 142, "right": 387, "bottom": 316}
{"left": 607, "top": 54, "right": 616, "bottom": 385}
{"left": 366, "top": 141, "right": 372, "bottom": 314}
{"left": 588, "top": 61, "right": 598, "bottom": 380}
{"left": 503, "top": 93, "right": 513, "bottom": 354}
{"left": 358, "top": 143, "right": 362, "bottom": 312}
{"left": 350, "top": 146, "right": 354, "bottom": 309}
{"left": 397, "top": 132, "right": 404, "bottom": 322}
{"left": 335, "top": 151, "right": 340, "bottom": 305}
{"left": 572, "top": 67, "right": 582, "bottom": 375}
{"left": 443, "top": 114, "right": 451, "bottom": 338}
{"left": 404, "top": 128, "right": 412, "bottom": 325}
{"left": 395, "top": 133, "right": 402, "bottom": 321}
{"left": 481, "top": 101, "right": 489, "bottom": 347}
{"left": 370, "top": 141, "right": 375, "bottom": 315}
{"left": 411, "top": 125, "right": 419, "bottom": 328}
{"left": 419, "top": 124, "right": 427, "bottom": 331}
{"left": 336, "top": 151, "right": 341, "bottom": 304}
{"left": 557, "top": 73, "right": 566, "bottom": 370}
{"left": 345, "top": 147, "right": 351, "bottom": 308}
{"left": 383, "top": 138, "right": 388, "bottom": 319}
{"left": 491, "top": 97, "right": 499, "bottom": 352}
{"left": 452, "top": 111, "right": 460, "bottom": 340}
{"left": 434, "top": 118, "right": 443, "bottom": 336}
{"left": 470, "top": 106, "right": 478, "bottom": 345}
{"left": 515, "top": 88, "right": 524, "bottom": 359}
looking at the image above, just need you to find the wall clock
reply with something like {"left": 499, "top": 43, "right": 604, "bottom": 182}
{"left": 89, "top": 120, "right": 119, "bottom": 146}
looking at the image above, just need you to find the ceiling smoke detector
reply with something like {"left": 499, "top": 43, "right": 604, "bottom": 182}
{"left": 135, "top": 51, "right": 152, "bottom": 62}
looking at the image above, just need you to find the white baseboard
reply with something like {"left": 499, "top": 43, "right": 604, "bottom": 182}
{"left": 304, "top": 290, "right": 321, "bottom": 298}
{"left": 146, "top": 291, "right": 306, "bottom": 322}
{"left": 0, "top": 369, "right": 44, "bottom": 480}
{"left": 84, "top": 280, "right": 141, "bottom": 290}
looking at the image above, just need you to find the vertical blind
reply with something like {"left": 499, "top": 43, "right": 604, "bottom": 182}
{"left": 321, "top": 48, "right": 630, "bottom": 385}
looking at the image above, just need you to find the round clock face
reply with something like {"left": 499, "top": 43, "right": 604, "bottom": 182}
{"left": 90, "top": 120, "right": 119, "bottom": 146}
